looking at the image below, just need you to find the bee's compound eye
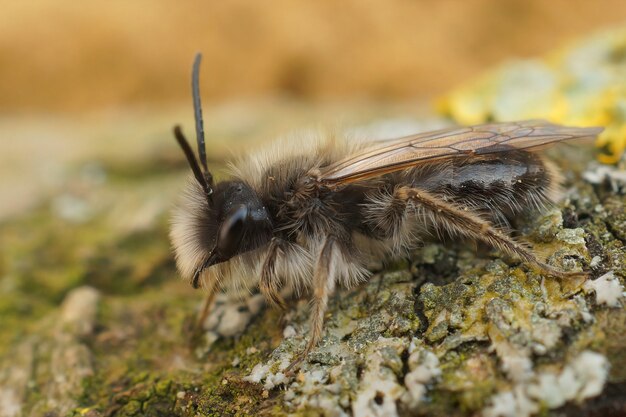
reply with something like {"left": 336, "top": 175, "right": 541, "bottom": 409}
{"left": 217, "top": 204, "right": 248, "bottom": 256}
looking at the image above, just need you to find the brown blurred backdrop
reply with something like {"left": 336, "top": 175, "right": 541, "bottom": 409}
{"left": 2, "top": 1, "right": 626, "bottom": 219}
{"left": 3, "top": 0, "right": 626, "bottom": 113}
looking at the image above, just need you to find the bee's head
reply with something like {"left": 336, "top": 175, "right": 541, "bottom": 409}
{"left": 170, "top": 54, "right": 273, "bottom": 289}
{"left": 201, "top": 179, "right": 272, "bottom": 270}
{"left": 170, "top": 176, "right": 274, "bottom": 289}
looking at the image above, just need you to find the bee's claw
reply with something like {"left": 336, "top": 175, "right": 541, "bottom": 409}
{"left": 284, "top": 354, "right": 306, "bottom": 377}
{"left": 537, "top": 262, "right": 590, "bottom": 280}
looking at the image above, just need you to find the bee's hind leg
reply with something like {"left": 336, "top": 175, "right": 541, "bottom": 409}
{"left": 396, "top": 186, "right": 587, "bottom": 279}
{"left": 285, "top": 235, "right": 338, "bottom": 374}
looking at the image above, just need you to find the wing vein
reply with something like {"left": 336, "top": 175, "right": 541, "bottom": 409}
{"left": 319, "top": 120, "right": 603, "bottom": 186}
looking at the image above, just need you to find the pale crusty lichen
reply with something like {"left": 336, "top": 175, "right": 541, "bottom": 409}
{"left": 583, "top": 271, "right": 625, "bottom": 307}
{"left": 0, "top": 131, "right": 624, "bottom": 417}
{"left": 1, "top": 107, "right": 625, "bottom": 417}
{"left": 483, "top": 350, "right": 609, "bottom": 417}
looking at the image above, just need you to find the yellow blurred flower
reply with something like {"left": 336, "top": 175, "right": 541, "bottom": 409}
{"left": 439, "top": 27, "right": 626, "bottom": 164}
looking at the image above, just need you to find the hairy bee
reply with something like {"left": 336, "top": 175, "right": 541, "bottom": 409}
{"left": 170, "top": 54, "right": 602, "bottom": 370}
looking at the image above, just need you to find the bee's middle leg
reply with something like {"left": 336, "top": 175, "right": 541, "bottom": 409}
{"left": 286, "top": 235, "right": 338, "bottom": 373}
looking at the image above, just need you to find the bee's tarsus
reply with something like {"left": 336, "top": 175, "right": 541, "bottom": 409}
{"left": 536, "top": 263, "right": 589, "bottom": 280}
{"left": 284, "top": 353, "right": 305, "bottom": 376}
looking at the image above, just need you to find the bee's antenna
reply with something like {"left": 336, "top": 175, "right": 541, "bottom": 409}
{"left": 174, "top": 126, "right": 212, "bottom": 201}
{"left": 192, "top": 53, "right": 213, "bottom": 188}
{"left": 173, "top": 53, "right": 215, "bottom": 204}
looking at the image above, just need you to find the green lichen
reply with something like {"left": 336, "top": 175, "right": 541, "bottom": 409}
{"left": 1, "top": 115, "right": 625, "bottom": 417}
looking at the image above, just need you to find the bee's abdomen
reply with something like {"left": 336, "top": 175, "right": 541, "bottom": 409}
{"left": 414, "top": 151, "right": 560, "bottom": 222}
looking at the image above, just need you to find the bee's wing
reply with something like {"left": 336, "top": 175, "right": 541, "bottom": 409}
{"left": 320, "top": 120, "right": 603, "bottom": 185}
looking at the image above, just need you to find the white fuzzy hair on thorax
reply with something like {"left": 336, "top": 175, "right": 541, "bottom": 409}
{"left": 170, "top": 129, "right": 371, "bottom": 298}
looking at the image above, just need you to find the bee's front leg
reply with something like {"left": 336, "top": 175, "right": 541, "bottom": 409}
{"left": 260, "top": 238, "right": 288, "bottom": 310}
{"left": 194, "top": 277, "right": 218, "bottom": 333}
{"left": 285, "top": 235, "right": 338, "bottom": 373}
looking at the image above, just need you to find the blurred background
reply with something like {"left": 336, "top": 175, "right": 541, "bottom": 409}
{"left": 3, "top": 0, "right": 626, "bottom": 218}
{"left": 2, "top": 2, "right": 626, "bottom": 414}
{"left": 4, "top": 0, "right": 626, "bottom": 112}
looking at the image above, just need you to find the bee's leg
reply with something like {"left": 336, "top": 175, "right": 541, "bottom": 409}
{"left": 285, "top": 235, "right": 338, "bottom": 373}
{"left": 260, "top": 238, "right": 288, "bottom": 310}
{"left": 195, "top": 278, "right": 218, "bottom": 333}
{"left": 397, "top": 186, "right": 586, "bottom": 279}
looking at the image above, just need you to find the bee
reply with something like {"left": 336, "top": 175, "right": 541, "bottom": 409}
{"left": 170, "top": 54, "right": 602, "bottom": 370}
